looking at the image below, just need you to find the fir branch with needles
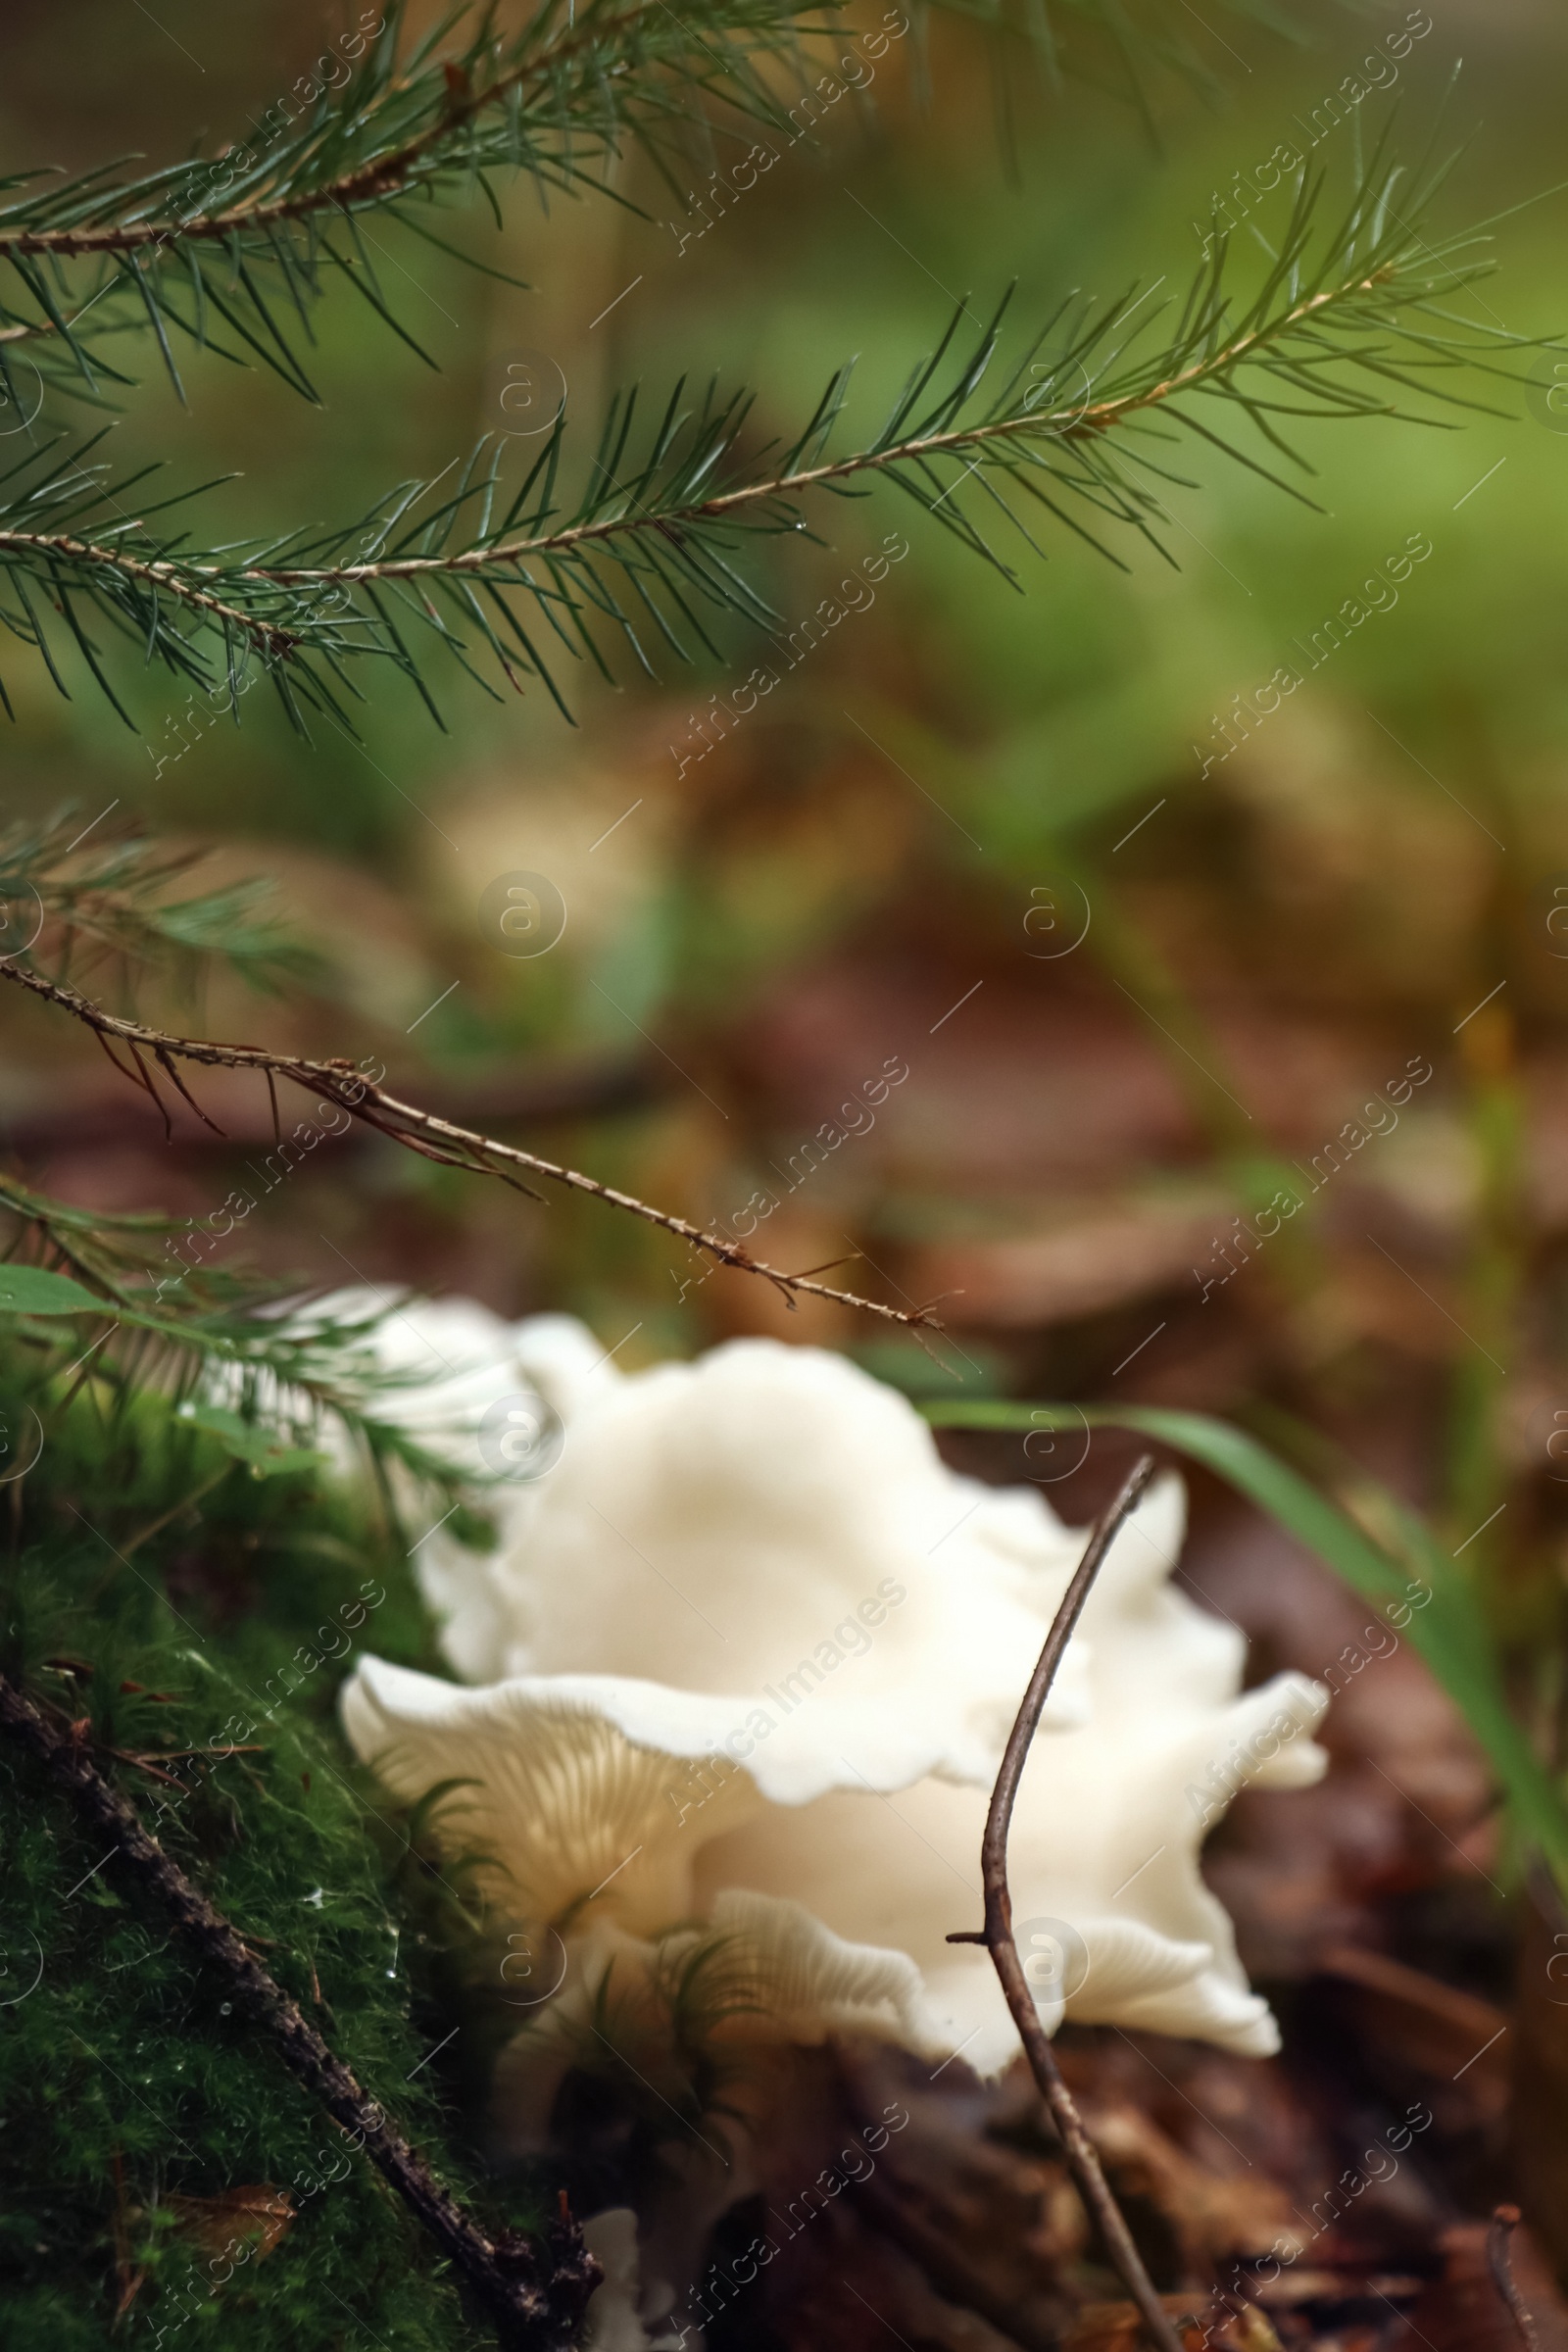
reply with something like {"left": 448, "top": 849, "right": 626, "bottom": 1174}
{"left": 0, "top": 1169, "right": 507, "bottom": 1517}
{"left": 0, "top": 147, "right": 1543, "bottom": 733}
{"left": 0, "top": 0, "right": 1302, "bottom": 416}
{"left": 0, "top": 808, "right": 322, "bottom": 994}
{"left": 0, "top": 0, "right": 841, "bottom": 405}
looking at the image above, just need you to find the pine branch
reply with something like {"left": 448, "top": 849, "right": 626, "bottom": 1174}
{"left": 2, "top": 0, "right": 797, "bottom": 254}
{"left": 0, "top": 1665, "right": 601, "bottom": 2352}
{"left": 0, "top": 0, "right": 1298, "bottom": 411}
{"left": 0, "top": 1170, "right": 507, "bottom": 1510}
{"left": 0, "top": 151, "right": 1536, "bottom": 729}
{"left": 0, "top": 0, "right": 835, "bottom": 403}
{"left": 0, "top": 808, "right": 319, "bottom": 994}
{"left": 0, "top": 961, "right": 943, "bottom": 1333}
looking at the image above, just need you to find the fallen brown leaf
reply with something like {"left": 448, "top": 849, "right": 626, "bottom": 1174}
{"left": 165, "top": 2185, "right": 294, "bottom": 2263}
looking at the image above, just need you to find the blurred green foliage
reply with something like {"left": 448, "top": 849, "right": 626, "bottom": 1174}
{"left": 5, "top": 0, "right": 1568, "bottom": 2323}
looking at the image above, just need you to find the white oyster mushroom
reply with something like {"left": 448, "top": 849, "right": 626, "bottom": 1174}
{"left": 689, "top": 1471, "right": 1328, "bottom": 2068}
{"left": 284, "top": 1294, "right": 609, "bottom": 1680}
{"left": 339, "top": 1312, "right": 1330, "bottom": 2074}
{"left": 352, "top": 1315, "right": 1099, "bottom": 1780}
{"left": 492, "top": 1333, "right": 1099, "bottom": 1773}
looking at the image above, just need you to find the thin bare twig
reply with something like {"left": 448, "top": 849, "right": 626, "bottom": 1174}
{"left": 1489, "top": 2206, "right": 1541, "bottom": 2352}
{"left": 0, "top": 961, "right": 938, "bottom": 1332}
{"left": 0, "top": 1667, "right": 599, "bottom": 2352}
{"left": 947, "top": 1453, "right": 1183, "bottom": 2352}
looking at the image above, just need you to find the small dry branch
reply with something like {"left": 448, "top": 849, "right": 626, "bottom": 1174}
{"left": 948, "top": 1452, "right": 1186, "bottom": 2352}
{"left": 1489, "top": 2205, "right": 1541, "bottom": 2352}
{"left": 0, "top": 961, "right": 941, "bottom": 1334}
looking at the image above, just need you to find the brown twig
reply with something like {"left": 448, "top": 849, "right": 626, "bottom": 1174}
{"left": 947, "top": 1453, "right": 1184, "bottom": 2352}
{"left": 0, "top": 961, "right": 936, "bottom": 1332}
{"left": 0, "top": 1668, "right": 598, "bottom": 2351}
{"left": 1489, "top": 2206, "right": 1541, "bottom": 2352}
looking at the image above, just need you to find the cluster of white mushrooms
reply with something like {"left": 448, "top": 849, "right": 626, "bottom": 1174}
{"left": 336, "top": 1303, "right": 1330, "bottom": 2082}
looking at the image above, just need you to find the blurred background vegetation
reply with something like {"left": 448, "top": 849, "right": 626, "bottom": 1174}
{"left": 8, "top": 0, "right": 1568, "bottom": 2297}
{"left": 7, "top": 2, "right": 1568, "bottom": 1479}
{"left": 15, "top": 0, "right": 1568, "bottom": 2324}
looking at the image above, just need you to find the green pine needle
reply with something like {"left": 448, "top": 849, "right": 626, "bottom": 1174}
{"left": 0, "top": 145, "right": 1544, "bottom": 731}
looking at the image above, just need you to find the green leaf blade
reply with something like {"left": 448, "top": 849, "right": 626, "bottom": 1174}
{"left": 0, "top": 1265, "right": 107, "bottom": 1315}
{"left": 925, "top": 1397, "right": 1568, "bottom": 1881}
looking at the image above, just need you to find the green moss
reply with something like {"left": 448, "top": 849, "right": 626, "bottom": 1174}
{"left": 0, "top": 1349, "right": 539, "bottom": 2347}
